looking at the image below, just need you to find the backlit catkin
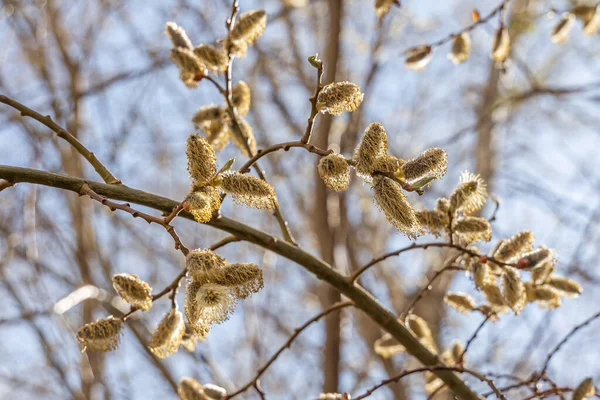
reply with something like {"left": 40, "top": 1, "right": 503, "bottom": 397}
{"left": 318, "top": 154, "right": 351, "bottom": 191}
{"left": 217, "top": 171, "right": 277, "bottom": 209}
{"left": 76, "top": 316, "right": 123, "bottom": 352}
{"left": 186, "top": 134, "right": 217, "bottom": 185}
{"left": 401, "top": 148, "right": 447, "bottom": 183}
{"left": 449, "top": 171, "right": 487, "bottom": 214}
{"left": 232, "top": 81, "right": 251, "bottom": 116}
{"left": 165, "top": 22, "right": 193, "bottom": 50}
{"left": 353, "top": 122, "right": 389, "bottom": 179}
{"left": 148, "top": 309, "right": 186, "bottom": 359}
{"left": 112, "top": 273, "right": 153, "bottom": 311}
{"left": 372, "top": 175, "right": 422, "bottom": 239}
{"left": 193, "top": 44, "right": 228, "bottom": 73}
{"left": 316, "top": 82, "right": 364, "bottom": 116}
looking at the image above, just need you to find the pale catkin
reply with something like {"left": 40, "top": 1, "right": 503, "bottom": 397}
{"left": 215, "top": 263, "right": 264, "bottom": 299}
{"left": 374, "top": 333, "right": 406, "bottom": 358}
{"left": 491, "top": 26, "right": 511, "bottom": 63}
{"left": 222, "top": 36, "right": 248, "bottom": 58}
{"left": 203, "top": 384, "right": 227, "bottom": 399}
{"left": 520, "top": 247, "right": 554, "bottom": 269}
{"left": 483, "top": 281, "right": 509, "bottom": 312}
{"left": 530, "top": 285, "right": 562, "bottom": 309}
{"left": 229, "top": 10, "right": 267, "bottom": 46}
{"left": 404, "top": 46, "right": 432, "bottom": 71}
{"left": 416, "top": 210, "right": 449, "bottom": 237}
{"left": 573, "top": 377, "right": 595, "bottom": 400}
{"left": 452, "top": 216, "right": 492, "bottom": 243}
{"left": 444, "top": 292, "right": 477, "bottom": 314}
{"left": 502, "top": 267, "right": 526, "bottom": 314}
{"left": 449, "top": 171, "right": 487, "bottom": 214}
{"left": 186, "top": 134, "right": 217, "bottom": 184}
{"left": 435, "top": 197, "right": 450, "bottom": 213}
{"left": 192, "top": 105, "right": 231, "bottom": 151}
{"left": 546, "top": 275, "right": 582, "bottom": 297}
{"left": 230, "top": 119, "right": 257, "bottom": 157}
{"left": 170, "top": 47, "right": 206, "bottom": 76}
{"left": 318, "top": 154, "right": 351, "bottom": 192}
{"left": 406, "top": 314, "right": 438, "bottom": 354}
{"left": 217, "top": 171, "right": 277, "bottom": 209}
{"left": 193, "top": 44, "right": 229, "bottom": 73}
{"left": 148, "top": 309, "right": 186, "bottom": 359}
{"left": 177, "top": 377, "right": 207, "bottom": 400}
{"left": 374, "top": 0, "right": 395, "bottom": 18}
{"left": 165, "top": 22, "right": 193, "bottom": 50}
{"left": 232, "top": 81, "right": 251, "bottom": 116}
{"left": 472, "top": 261, "right": 494, "bottom": 290}
{"left": 112, "top": 273, "right": 153, "bottom": 311}
{"left": 531, "top": 260, "right": 555, "bottom": 284}
{"left": 316, "top": 82, "right": 364, "bottom": 116}
{"left": 448, "top": 32, "right": 471, "bottom": 64}
{"left": 441, "top": 341, "right": 464, "bottom": 365}
{"left": 493, "top": 231, "right": 534, "bottom": 262}
{"left": 186, "top": 249, "right": 227, "bottom": 283}
{"left": 185, "top": 281, "right": 238, "bottom": 331}
{"left": 401, "top": 148, "right": 448, "bottom": 183}
{"left": 76, "top": 316, "right": 123, "bottom": 352}
{"left": 353, "top": 122, "right": 389, "bottom": 179}
{"left": 372, "top": 175, "right": 423, "bottom": 239}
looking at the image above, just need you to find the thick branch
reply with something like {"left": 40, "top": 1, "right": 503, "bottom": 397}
{"left": 0, "top": 165, "right": 482, "bottom": 400}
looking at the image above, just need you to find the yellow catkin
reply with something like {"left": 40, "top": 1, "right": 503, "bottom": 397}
{"left": 229, "top": 10, "right": 267, "bottom": 46}
{"left": 374, "top": 0, "right": 396, "bottom": 18}
{"left": 453, "top": 216, "right": 492, "bottom": 243}
{"left": 215, "top": 263, "right": 264, "bottom": 299}
{"left": 441, "top": 341, "right": 464, "bottom": 365}
{"left": 353, "top": 122, "right": 389, "bottom": 179}
{"left": 222, "top": 36, "right": 248, "bottom": 58}
{"left": 217, "top": 171, "right": 277, "bottom": 210}
{"left": 401, "top": 148, "right": 448, "bottom": 183}
{"left": 192, "top": 105, "right": 231, "bottom": 151}
{"left": 520, "top": 247, "right": 554, "bottom": 269}
{"left": 373, "top": 155, "right": 405, "bottom": 174}
{"left": 444, "top": 292, "right": 477, "bottom": 314}
{"left": 551, "top": 13, "right": 575, "bottom": 44}
{"left": 374, "top": 333, "right": 405, "bottom": 358}
{"left": 406, "top": 314, "right": 438, "bottom": 354}
{"left": 546, "top": 275, "right": 582, "bottom": 297}
{"left": 170, "top": 47, "right": 206, "bottom": 77}
{"left": 178, "top": 377, "right": 207, "bottom": 400}
{"left": 185, "top": 281, "right": 238, "bottom": 332}
{"left": 186, "top": 249, "right": 227, "bottom": 283}
{"left": 191, "top": 184, "right": 222, "bottom": 212}
{"left": 531, "top": 260, "right": 555, "bottom": 284}
{"left": 449, "top": 171, "right": 487, "bottom": 214}
{"left": 405, "top": 46, "right": 432, "bottom": 71}
{"left": 230, "top": 119, "right": 257, "bottom": 157}
{"left": 232, "top": 81, "right": 251, "bottom": 116}
{"left": 180, "top": 332, "right": 204, "bottom": 352}
{"left": 165, "top": 22, "right": 193, "bottom": 50}
{"left": 572, "top": 5, "right": 599, "bottom": 35}
{"left": 372, "top": 175, "right": 423, "bottom": 239}
{"left": 435, "top": 197, "right": 450, "bottom": 213}
{"left": 76, "top": 316, "right": 123, "bottom": 352}
{"left": 318, "top": 154, "right": 351, "bottom": 192}
{"left": 148, "top": 309, "right": 186, "bottom": 359}
{"left": 448, "top": 32, "right": 471, "bottom": 64}
{"left": 193, "top": 44, "right": 228, "bottom": 73}
{"left": 483, "top": 281, "right": 509, "bottom": 312}
{"left": 491, "top": 27, "right": 511, "bottom": 63}
{"left": 493, "top": 231, "right": 534, "bottom": 262}
{"left": 183, "top": 191, "right": 213, "bottom": 223}
{"left": 112, "top": 273, "right": 153, "bottom": 311}
{"left": 472, "top": 261, "right": 494, "bottom": 290}
{"left": 573, "top": 377, "right": 595, "bottom": 400}
{"left": 502, "top": 267, "right": 526, "bottom": 314}
{"left": 531, "top": 285, "right": 562, "bottom": 309}
{"left": 316, "top": 82, "right": 364, "bottom": 116}
{"left": 186, "top": 134, "right": 217, "bottom": 185}
{"left": 416, "top": 210, "right": 449, "bottom": 237}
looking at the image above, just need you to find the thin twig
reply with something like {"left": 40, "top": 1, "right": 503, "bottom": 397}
{"left": 403, "top": 264, "right": 465, "bottom": 316}
{"left": 239, "top": 141, "right": 333, "bottom": 173}
{"left": 300, "top": 59, "right": 324, "bottom": 144}
{"left": 459, "top": 315, "right": 491, "bottom": 365}
{"left": 226, "top": 301, "right": 354, "bottom": 399}
{"left": 0, "top": 95, "right": 121, "bottom": 184}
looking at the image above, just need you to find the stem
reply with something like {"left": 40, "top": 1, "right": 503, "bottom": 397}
{"left": 300, "top": 61, "right": 324, "bottom": 144}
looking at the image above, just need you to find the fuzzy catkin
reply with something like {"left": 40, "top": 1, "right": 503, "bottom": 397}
{"left": 229, "top": 10, "right": 267, "bottom": 45}
{"left": 192, "top": 105, "right": 231, "bottom": 150}
{"left": 472, "top": 261, "right": 494, "bottom": 290}
{"left": 444, "top": 292, "right": 477, "bottom": 314}
{"left": 374, "top": 333, "right": 405, "bottom": 358}
{"left": 483, "top": 281, "right": 508, "bottom": 312}
{"left": 170, "top": 47, "right": 206, "bottom": 76}
{"left": 449, "top": 171, "right": 487, "bottom": 214}
{"left": 165, "top": 22, "right": 193, "bottom": 50}
{"left": 520, "top": 247, "right": 554, "bottom": 269}
{"left": 453, "top": 216, "right": 492, "bottom": 243}
{"left": 493, "top": 231, "right": 534, "bottom": 262}
{"left": 148, "top": 309, "right": 186, "bottom": 359}
{"left": 186, "top": 249, "right": 227, "bottom": 282}
{"left": 404, "top": 46, "right": 432, "bottom": 71}
{"left": 491, "top": 27, "right": 510, "bottom": 63}
{"left": 178, "top": 377, "right": 207, "bottom": 400}
{"left": 353, "top": 122, "right": 389, "bottom": 179}
{"left": 573, "top": 377, "right": 595, "bottom": 400}
{"left": 502, "top": 267, "right": 525, "bottom": 314}
{"left": 316, "top": 82, "right": 364, "bottom": 116}
{"left": 230, "top": 119, "right": 257, "bottom": 157}
{"left": 217, "top": 171, "right": 277, "bottom": 209}
{"left": 416, "top": 210, "right": 448, "bottom": 237}
{"left": 401, "top": 148, "right": 447, "bottom": 183}
{"left": 185, "top": 281, "right": 237, "bottom": 332}
{"left": 373, "top": 155, "right": 405, "bottom": 174}
{"left": 406, "top": 314, "right": 437, "bottom": 354}
{"left": 76, "top": 316, "right": 123, "bottom": 352}
{"left": 183, "top": 191, "right": 213, "bottom": 223}
{"left": 215, "top": 263, "right": 264, "bottom": 299}
{"left": 374, "top": 0, "right": 395, "bottom": 18}
{"left": 435, "top": 197, "right": 450, "bottom": 213}
{"left": 448, "top": 32, "right": 471, "bottom": 64}
{"left": 318, "top": 154, "right": 351, "bottom": 191}
{"left": 112, "top": 273, "right": 153, "bottom": 311}
{"left": 546, "top": 275, "right": 582, "bottom": 297}
{"left": 232, "top": 81, "right": 251, "bottom": 116}
{"left": 530, "top": 260, "right": 555, "bottom": 284}
{"left": 372, "top": 175, "right": 423, "bottom": 239}
{"left": 186, "top": 134, "right": 217, "bottom": 185}
{"left": 193, "top": 44, "right": 228, "bottom": 73}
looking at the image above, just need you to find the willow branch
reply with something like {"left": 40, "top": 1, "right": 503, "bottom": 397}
{"left": 226, "top": 301, "right": 354, "bottom": 399}
{"left": 0, "top": 165, "right": 482, "bottom": 400}
{"left": 239, "top": 141, "right": 333, "bottom": 173}
{"left": 0, "top": 95, "right": 121, "bottom": 184}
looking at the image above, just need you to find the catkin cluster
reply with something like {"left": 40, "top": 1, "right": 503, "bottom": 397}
{"left": 184, "top": 249, "right": 264, "bottom": 335}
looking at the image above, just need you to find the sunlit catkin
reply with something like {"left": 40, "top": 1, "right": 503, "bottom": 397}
{"left": 185, "top": 281, "right": 237, "bottom": 330}
{"left": 449, "top": 171, "right": 487, "bottom": 214}
{"left": 316, "top": 82, "right": 364, "bottom": 116}
{"left": 531, "top": 260, "right": 555, "bottom": 284}
{"left": 373, "top": 155, "right": 405, "bottom": 174}
{"left": 217, "top": 171, "right": 277, "bottom": 209}
{"left": 186, "top": 249, "right": 227, "bottom": 283}
{"left": 229, "top": 10, "right": 267, "bottom": 46}
{"left": 203, "top": 384, "right": 227, "bottom": 399}
{"left": 546, "top": 275, "right": 582, "bottom": 297}
{"left": 491, "top": 26, "right": 511, "bottom": 63}
{"left": 230, "top": 119, "right": 257, "bottom": 156}
{"left": 435, "top": 197, "right": 450, "bottom": 213}
{"left": 448, "top": 32, "right": 471, "bottom": 64}
{"left": 177, "top": 377, "right": 207, "bottom": 400}
{"left": 165, "top": 22, "right": 193, "bottom": 50}
{"left": 186, "top": 134, "right": 217, "bottom": 185}
{"left": 406, "top": 314, "right": 438, "bottom": 353}
{"left": 483, "top": 283, "right": 508, "bottom": 313}
{"left": 192, "top": 105, "right": 230, "bottom": 150}
{"left": 183, "top": 191, "right": 213, "bottom": 223}
{"left": 416, "top": 210, "right": 449, "bottom": 237}
{"left": 519, "top": 247, "right": 554, "bottom": 269}
{"left": 193, "top": 44, "right": 228, "bottom": 73}
{"left": 502, "top": 267, "right": 525, "bottom": 314}
{"left": 148, "top": 309, "right": 186, "bottom": 359}
{"left": 232, "top": 81, "right": 251, "bottom": 116}
{"left": 112, "top": 273, "right": 153, "bottom": 311}
{"left": 441, "top": 340, "right": 464, "bottom": 365}
{"left": 215, "top": 263, "right": 264, "bottom": 299}
{"left": 76, "top": 316, "right": 123, "bottom": 352}
{"left": 572, "top": 5, "right": 599, "bottom": 35}
{"left": 372, "top": 176, "right": 423, "bottom": 239}
{"left": 170, "top": 47, "right": 206, "bottom": 77}
{"left": 374, "top": 333, "right": 406, "bottom": 358}
{"left": 444, "top": 292, "right": 477, "bottom": 314}
{"left": 453, "top": 216, "right": 492, "bottom": 243}
{"left": 318, "top": 154, "right": 351, "bottom": 192}
{"left": 472, "top": 261, "right": 494, "bottom": 290}
{"left": 551, "top": 13, "right": 575, "bottom": 44}
{"left": 404, "top": 46, "right": 432, "bottom": 71}
{"left": 493, "top": 231, "right": 534, "bottom": 262}
{"left": 353, "top": 122, "right": 389, "bottom": 179}
{"left": 401, "top": 148, "right": 448, "bottom": 183}
{"left": 573, "top": 377, "right": 595, "bottom": 400}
